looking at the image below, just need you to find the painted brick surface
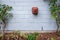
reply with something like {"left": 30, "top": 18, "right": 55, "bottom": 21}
{"left": 0, "top": 0, "right": 58, "bottom": 30}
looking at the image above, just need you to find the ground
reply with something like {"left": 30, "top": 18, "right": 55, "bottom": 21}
{"left": 0, "top": 32, "right": 60, "bottom": 40}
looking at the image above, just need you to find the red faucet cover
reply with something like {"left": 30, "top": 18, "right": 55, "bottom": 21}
{"left": 32, "top": 7, "right": 38, "bottom": 15}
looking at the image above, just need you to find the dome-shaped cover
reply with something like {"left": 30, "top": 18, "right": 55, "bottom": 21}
{"left": 32, "top": 7, "right": 38, "bottom": 15}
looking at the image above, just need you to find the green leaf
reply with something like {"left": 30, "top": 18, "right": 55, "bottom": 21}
{"left": 28, "top": 34, "right": 33, "bottom": 40}
{"left": 7, "top": 5, "right": 12, "bottom": 11}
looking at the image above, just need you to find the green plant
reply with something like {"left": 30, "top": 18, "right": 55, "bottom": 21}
{"left": 0, "top": 4, "right": 13, "bottom": 40}
{"left": 51, "top": 37, "right": 55, "bottom": 40}
{"left": 49, "top": 0, "right": 60, "bottom": 32}
{"left": 27, "top": 32, "right": 38, "bottom": 40}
